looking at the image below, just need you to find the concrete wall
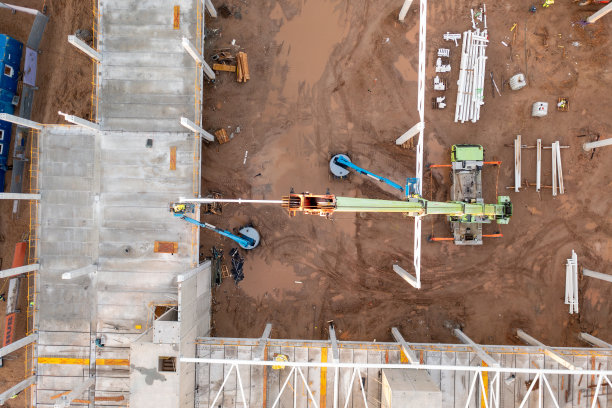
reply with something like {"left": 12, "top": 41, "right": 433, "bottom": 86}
{"left": 178, "top": 261, "right": 212, "bottom": 408}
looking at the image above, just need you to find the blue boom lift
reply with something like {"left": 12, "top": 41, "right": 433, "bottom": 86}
{"left": 171, "top": 203, "right": 260, "bottom": 250}
{"left": 329, "top": 154, "right": 405, "bottom": 192}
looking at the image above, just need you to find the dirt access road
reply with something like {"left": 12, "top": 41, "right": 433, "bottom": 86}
{"left": 0, "top": 1, "right": 92, "bottom": 405}
{"left": 202, "top": 0, "right": 612, "bottom": 346}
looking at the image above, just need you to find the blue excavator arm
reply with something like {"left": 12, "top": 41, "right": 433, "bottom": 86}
{"left": 334, "top": 155, "right": 404, "bottom": 192}
{"left": 174, "top": 213, "right": 255, "bottom": 248}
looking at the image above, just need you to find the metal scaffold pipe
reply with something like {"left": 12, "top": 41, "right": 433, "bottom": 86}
{"left": 179, "top": 197, "right": 284, "bottom": 204}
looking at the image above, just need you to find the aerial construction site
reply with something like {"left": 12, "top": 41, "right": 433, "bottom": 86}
{"left": 0, "top": 0, "right": 611, "bottom": 407}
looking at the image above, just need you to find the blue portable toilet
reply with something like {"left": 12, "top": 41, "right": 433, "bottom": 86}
{"left": 0, "top": 34, "right": 23, "bottom": 94}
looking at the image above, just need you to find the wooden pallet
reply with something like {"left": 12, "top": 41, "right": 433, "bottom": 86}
{"left": 214, "top": 128, "right": 230, "bottom": 144}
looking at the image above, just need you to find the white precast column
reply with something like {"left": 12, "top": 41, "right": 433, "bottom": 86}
{"left": 180, "top": 117, "right": 215, "bottom": 142}
{"left": 58, "top": 111, "right": 100, "bottom": 131}
{"left": 391, "top": 327, "right": 419, "bottom": 364}
{"left": 583, "top": 268, "right": 612, "bottom": 283}
{"left": 454, "top": 328, "right": 500, "bottom": 367}
{"left": 0, "top": 113, "right": 42, "bottom": 130}
{"left": 204, "top": 0, "right": 218, "bottom": 18}
{"left": 395, "top": 121, "right": 424, "bottom": 145}
{"left": 181, "top": 37, "right": 216, "bottom": 80}
{"left": 0, "top": 193, "right": 40, "bottom": 200}
{"left": 252, "top": 323, "right": 272, "bottom": 361}
{"left": 586, "top": 2, "right": 612, "bottom": 24}
{"left": 0, "top": 263, "right": 39, "bottom": 279}
{"left": 393, "top": 264, "right": 420, "bottom": 288}
{"left": 579, "top": 333, "right": 612, "bottom": 349}
{"left": 399, "top": 0, "right": 414, "bottom": 21}
{"left": 0, "top": 376, "right": 36, "bottom": 404}
{"left": 0, "top": 334, "right": 37, "bottom": 358}
{"left": 583, "top": 137, "right": 612, "bottom": 151}
{"left": 67, "top": 35, "right": 101, "bottom": 60}
{"left": 517, "top": 329, "right": 578, "bottom": 370}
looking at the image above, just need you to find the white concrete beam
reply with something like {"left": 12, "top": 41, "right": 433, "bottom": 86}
{"left": 579, "top": 333, "right": 612, "bottom": 349}
{"left": 61, "top": 264, "right": 97, "bottom": 280}
{"left": 253, "top": 323, "right": 272, "bottom": 361}
{"left": 0, "top": 376, "right": 36, "bottom": 405}
{"left": 399, "top": 0, "right": 414, "bottom": 21}
{"left": 205, "top": 0, "right": 218, "bottom": 18}
{"left": 393, "top": 264, "right": 421, "bottom": 289}
{"left": 177, "top": 260, "right": 211, "bottom": 283}
{"left": 0, "top": 263, "right": 39, "bottom": 279}
{"left": 329, "top": 324, "right": 340, "bottom": 363}
{"left": 391, "top": 327, "right": 419, "bottom": 364}
{"left": 0, "top": 113, "right": 42, "bottom": 130}
{"left": 0, "top": 193, "right": 40, "bottom": 201}
{"left": 583, "top": 268, "right": 612, "bottom": 283}
{"left": 0, "top": 3, "right": 39, "bottom": 15}
{"left": 584, "top": 137, "right": 612, "bottom": 151}
{"left": 395, "top": 121, "right": 424, "bottom": 145}
{"left": 587, "top": 2, "right": 612, "bottom": 24}
{"left": 180, "top": 117, "right": 215, "bottom": 142}
{"left": 67, "top": 35, "right": 101, "bottom": 61}
{"left": 0, "top": 334, "right": 37, "bottom": 358}
{"left": 53, "top": 377, "right": 95, "bottom": 408}
{"left": 454, "top": 328, "right": 500, "bottom": 367}
{"left": 181, "top": 37, "right": 216, "bottom": 80}
{"left": 58, "top": 111, "right": 100, "bottom": 131}
{"left": 517, "top": 329, "right": 578, "bottom": 370}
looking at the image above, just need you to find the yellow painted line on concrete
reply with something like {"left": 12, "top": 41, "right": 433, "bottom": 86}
{"left": 320, "top": 347, "right": 327, "bottom": 408}
{"left": 481, "top": 362, "right": 489, "bottom": 407}
{"left": 38, "top": 357, "right": 129, "bottom": 366}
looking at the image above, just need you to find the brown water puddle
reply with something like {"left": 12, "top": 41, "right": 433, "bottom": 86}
{"left": 272, "top": 0, "right": 349, "bottom": 99}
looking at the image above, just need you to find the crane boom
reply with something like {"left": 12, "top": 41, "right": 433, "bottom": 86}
{"left": 281, "top": 193, "right": 512, "bottom": 223}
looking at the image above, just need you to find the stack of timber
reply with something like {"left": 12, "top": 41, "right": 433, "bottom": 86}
{"left": 236, "top": 52, "right": 250, "bottom": 83}
{"left": 214, "top": 128, "right": 230, "bottom": 144}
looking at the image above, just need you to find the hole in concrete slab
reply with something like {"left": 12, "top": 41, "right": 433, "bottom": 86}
{"left": 123, "top": 246, "right": 131, "bottom": 255}
{"left": 146, "top": 139, "right": 153, "bottom": 148}
{"left": 158, "top": 356, "right": 176, "bottom": 372}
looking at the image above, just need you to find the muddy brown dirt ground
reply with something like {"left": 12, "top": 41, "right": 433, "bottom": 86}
{"left": 0, "top": 1, "right": 92, "bottom": 404}
{"left": 202, "top": 0, "right": 612, "bottom": 346}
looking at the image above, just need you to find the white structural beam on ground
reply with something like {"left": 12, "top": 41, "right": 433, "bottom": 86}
{"left": 586, "top": 2, "right": 612, "bottom": 23}
{"left": 579, "top": 332, "right": 612, "bottom": 348}
{"left": 514, "top": 135, "right": 521, "bottom": 192}
{"left": 177, "top": 260, "right": 211, "bottom": 282}
{"left": 0, "top": 113, "right": 42, "bottom": 130}
{"left": 181, "top": 37, "right": 215, "bottom": 80}
{"left": 179, "top": 197, "right": 284, "bottom": 204}
{"left": 61, "top": 264, "right": 97, "bottom": 280}
{"left": 583, "top": 268, "right": 612, "bottom": 283}
{"left": 53, "top": 377, "right": 95, "bottom": 408}
{"left": 391, "top": 327, "right": 419, "bottom": 364}
{"left": 179, "top": 117, "right": 215, "bottom": 142}
{"left": 252, "top": 323, "right": 272, "bottom": 361}
{"left": 516, "top": 329, "right": 578, "bottom": 370}
{"left": 0, "top": 263, "right": 39, "bottom": 279}
{"left": 67, "top": 35, "right": 101, "bottom": 61}
{"left": 0, "top": 334, "right": 37, "bottom": 358}
{"left": 536, "top": 139, "right": 542, "bottom": 192}
{"left": 555, "top": 141, "right": 564, "bottom": 194}
{"left": 410, "top": 0, "right": 427, "bottom": 292}
{"left": 0, "top": 193, "right": 40, "bottom": 200}
{"left": 0, "top": 3, "right": 39, "bottom": 15}
{"left": 398, "top": 0, "right": 414, "bottom": 21}
{"left": 552, "top": 142, "right": 557, "bottom": 196}
{"left": 584, "top": 137, "right": 612, "bottom": 151}
{"left": 393, "top": 264, "right": 420, "bottom": 289}
{"left": 58, "top": 111, "right": 100, "bottom": 131}
{"left": 204, "top": 0, "right": 217, "bottom": 18}
{"left": 0, "top": 376, "right": 36, "bottom": 405}
{"left": 395, "top": 121, "right": 423, "bottom": 145}
{"left": 454, "top": 328, "right": 500, "bottom": 367}
{"left": 565, "top": 250, "right": 578, "bottom": 314}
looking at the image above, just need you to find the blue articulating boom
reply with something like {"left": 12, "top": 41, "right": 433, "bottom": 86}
{"left": 171, "top": 203, "right": 260, "bottom": 250}
{"left": 330, "top": 154, "right": 404, "bottom": 192}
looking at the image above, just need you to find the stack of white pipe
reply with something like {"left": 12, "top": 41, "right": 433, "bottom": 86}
{"left": 565, "top": 250, "right": 579, "bottom": 314}
{"left": 454, "top": 29, "right": 489, "bottom": 123}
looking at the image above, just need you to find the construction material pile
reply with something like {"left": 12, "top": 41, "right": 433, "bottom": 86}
{"left": 565, "top": 250, "right": 578, "bottom": 314}
{"left": 454, "top": 5, "right": 488, "bottom": 123}
{"left": 230, "top": 248, "right": 245, "bottom": 283}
